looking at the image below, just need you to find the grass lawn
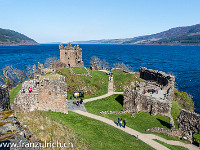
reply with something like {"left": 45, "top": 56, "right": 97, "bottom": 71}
{"left": 112, "top": 71, "right": 143, "bottom": 92}
{"left": 84, "top": 94, "right": 187, "bottom": 142}
{"left": 40, "top": 111, "right": 154, "bottom": 150}
{"left": 9, "top": 83, "right": 22, "bottom": 104}
{"left": 154, "top": 139, "right": 188, "bottom": 150}
{"left": 171, "top": 100, "right": 182, "bottom": 129}
{"left": 71, "top": 67, "right": 88, "bottom": 74}
{"left": 57, "top": 68, "right": 108, "bottom": 99}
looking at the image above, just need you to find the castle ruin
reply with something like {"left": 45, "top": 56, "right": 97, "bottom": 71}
{"left": 123, "top": 67, "right": 175, "bottom": 117}
{"left": 14, "top": 74, "right": 68, "bottom": 114}
{"left": 59, "top": 42, "right": 84, "bottom": 67}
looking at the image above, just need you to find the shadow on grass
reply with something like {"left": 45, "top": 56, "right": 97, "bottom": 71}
{"left": 114, "top": 121, "right": 119, "bottom": 126}
{"left": 115, "top": 95, "right": 124, "bottom": 106}
{"left": 157, "top": 118, "right": 170, "bottom": 128}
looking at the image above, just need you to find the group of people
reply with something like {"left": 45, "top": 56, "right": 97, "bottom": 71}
{"left": 152, "top": 88, "right": 158, "bottom": 94}
{"left": 117, "top": 118, "right": 127, "bottom": 128}
{"left": 73, "top": 99, "right": 83, "bottom": 106}
{"left": 107, "top": 71, "right": 112, "bottom": 82}
{"left": 21, "top": 87, "right": 32, "bottom": 93}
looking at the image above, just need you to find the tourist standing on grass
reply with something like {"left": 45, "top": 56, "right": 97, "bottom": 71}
{"left": 120, "top": 118, "right": 122, "bottom": 127}
{"left": 123, "top": 119, "right": 127, "bottom": 128}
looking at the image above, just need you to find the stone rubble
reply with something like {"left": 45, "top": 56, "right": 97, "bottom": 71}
{"left": 177, "top": 109, "right": 200, "bottom": 143}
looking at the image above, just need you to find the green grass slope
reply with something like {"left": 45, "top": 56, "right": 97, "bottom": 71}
{"left": 9, "top": 83, "right": 22, "bottom": 104}
{"left": 85, "top": 94, "right": 188, "bottom": 141}
{"left": 71, "top": 67, "right": 88, "bottom": 74}
{"left": 41, "top": 111, "right": 154, "bottom": 150}
{"left": 57, "top": 68, "right": 108, "bottom": 99}
{"left": 112, "top": 71, "right": 143, "bottom": 92}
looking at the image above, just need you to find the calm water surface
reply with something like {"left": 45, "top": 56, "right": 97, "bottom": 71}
{"left": 0, "top": 44, "right": 199, "bottom": 112}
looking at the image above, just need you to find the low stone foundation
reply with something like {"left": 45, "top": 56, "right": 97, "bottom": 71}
{"left": 146, "top": 127, "right": 184, "bottom": 139}
{"left": 99, "top": 110, "right": 131, "bottom": 115}
{"left": 68, "top": 67, "right": 92, "bottom": 78}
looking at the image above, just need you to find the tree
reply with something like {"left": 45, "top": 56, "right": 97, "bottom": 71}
{"left": 113, "top": 62, "right": 131, "bottom": 72}
{"left": 25, "top": 65, "right": 34, "bottom": 79}
{"left": 44, "top": 57, "right": 58, "bottom": 68}
{"left": 90, "top": 56, "right": 102, "bottom": 69}
{"left": 0, "top": 66, "right": 16, "bottom": 89}
{"left": 102, "top": 59, "right": 110, "bottom": 70}
{"left": 0, "top": 65, "right": 31, "bottom": 89}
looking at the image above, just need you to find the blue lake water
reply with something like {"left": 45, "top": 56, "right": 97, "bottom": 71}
{"left": 0, "top": 44, "right": 200, "bottom": 112}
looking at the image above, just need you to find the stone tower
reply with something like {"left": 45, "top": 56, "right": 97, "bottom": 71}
{"left": 59, "top": 42, "right": 84, "bottom": 67}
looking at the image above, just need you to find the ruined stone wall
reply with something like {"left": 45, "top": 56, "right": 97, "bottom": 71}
{"left": 0, "top": 85, "right": 10, "bottom": 110}
{"left": 14, "top": 74, "right": 68, "bottom": 114}
{"left": 59, "top": 43, "right": 84, "bottom": 67}
{"left": 123, "top": 87, "right": 172, "bottom": 117}
{"left": 139, "top": 67, "right": 175, "bottom": 87}
{"left": 177, "top": 109, "right": 200, "bottom": 142}
{"left": 146, "top": 127, "right": 183, "bottom": 139}
{"left": 139, "top": 67, "right": 175, "bottom": 100}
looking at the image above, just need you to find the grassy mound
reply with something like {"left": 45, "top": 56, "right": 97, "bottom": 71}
{"left": 85, "top": 94, "right": 125, "bottom": 114}
{"left": 16, "top": 110, "right": 154, "bottom": 150}
{"left": 9, "top": 83, "right": 22, "bottom": 104}
{"left": 112, "top": 71, "right": 143, "bottom": 92}
{"left": 57, "top": 68, "right": 108, "bottom": 99}
{"left": 71, "top": 67, "right": 88, "bottom": 74}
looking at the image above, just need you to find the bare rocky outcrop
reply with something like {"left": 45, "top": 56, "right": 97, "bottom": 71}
{"left": 14, "top": 74, "right": 68, "bottom": 114}
{"left": 0, "top": 85, "right": 10, "bottom": 110}
{"left": 177, "top": 109, "right": 200, "bottom": 142}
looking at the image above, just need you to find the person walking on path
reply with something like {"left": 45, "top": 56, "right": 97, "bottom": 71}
{"left": 76, "top": 100, "right": 79, "bottom": 106}
{"left": 119, "top": 118, "right": 122, "bottom": 127}
{"left": 123, "top": 119, "right": 127, "bottom": 128}
{"left": 117, "top": 118, "right": 120, "bottom": 126}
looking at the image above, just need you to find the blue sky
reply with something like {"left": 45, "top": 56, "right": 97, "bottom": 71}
{"left": 0, "top": 0, "right": 200, "bottom": 43}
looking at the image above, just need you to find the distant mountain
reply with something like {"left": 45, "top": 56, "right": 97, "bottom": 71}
{"left": 72, "top": 24, "right": 200, "bottom": 46}
{"left": 0, "top": 28, "right": 38, "bottom": 46}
